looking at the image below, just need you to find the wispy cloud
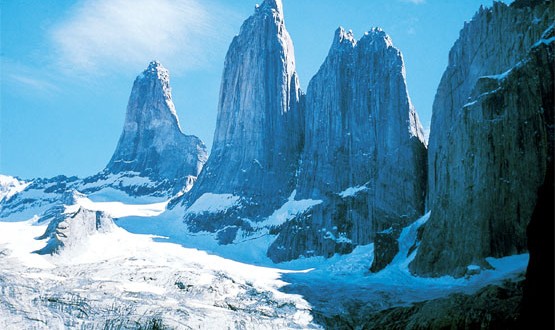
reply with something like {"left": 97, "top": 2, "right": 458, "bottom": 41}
{"left": 10, "top": 74, "right": 61, "bottom": 94}
{"left": 1, "top": 58, "right": 62, "bottom": 95}
{"left": 51, "top": 0, "right": 230, "bottom": 75}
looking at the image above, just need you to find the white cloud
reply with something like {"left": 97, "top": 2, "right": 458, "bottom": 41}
{"left": 51, "top": 0, "right": 228, "bottom": 74}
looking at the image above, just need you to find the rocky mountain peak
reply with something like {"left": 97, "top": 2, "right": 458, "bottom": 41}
{"left": 181, "top": 0, "right": 303, "bottom": 243}
{"left": 141, "top": 60, "right": 169, "bottom": 80}
{"left": 106, "top": 61, "right": 207, "bottom": 186}
{"left": 268, "top": 25, "right": 427, "bottom": 263}
{"left": 360, "top": 27, "right": 394, "bottom": 48}
{"left": 127, "top": 60, "right": 180, "bottom": 132}
{"left": 256, "top": 0, "right": 283, "bottom": 16}
{"left": 333, "top": 27, "right": 356, "bottom": 47}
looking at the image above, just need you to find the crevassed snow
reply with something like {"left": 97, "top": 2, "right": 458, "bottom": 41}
{"left": 1, "top": 198, "right": 530, "bottom": 328}
{"left": 0, "top": 175, "right": 31, "bottom": 202}
{"left": 338, "top": 185, "right": 367, "bottom": 198}
{"left": 0, "top": 218, "right": 317, "bottom": 329}
{"left": 185, "top": 193, "right": 240, "bottom": 214}
{"left": 252, "top": 190, "right": 322, "bottom": 229}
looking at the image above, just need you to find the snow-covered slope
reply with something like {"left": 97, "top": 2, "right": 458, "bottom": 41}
{"left": 0, "top": 206, "right": 528, "bottom": 328}
{"left": 0, "top": 217, "right": 317, "bottom": 329}
{"left": 0, "top": 175, "right": 30, "bottom": 203}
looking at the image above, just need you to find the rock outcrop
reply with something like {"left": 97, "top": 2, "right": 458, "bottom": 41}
{"left": 411, "top": 1, "right": 554, "bottom": 276}
{"left": 35, "top": 202, "right": 115, "bottom": 255}
{"left": 268, "top": 28, "right": 427, "bottom": 262}
{"left": 181, "top": 0, "right": 304, "bottom": 241}
{"left": 106, "top": 61, "right": 207, "bottom": 194}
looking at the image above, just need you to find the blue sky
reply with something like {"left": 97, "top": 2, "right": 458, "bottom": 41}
{"left": 1, "top": 0, "right": 505, "bottom": 179}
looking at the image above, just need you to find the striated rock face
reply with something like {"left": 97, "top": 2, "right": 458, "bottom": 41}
{"left": 182, "top": 0, "right": 304, "bottom": 240}
{"left": 268, "top": 28, "right": 427, "bottom": 262}
{"left": 411, "top": 1, "right": 554, "bottom": 277}
{"left": 106, "top": 61, "right": 207, "bottom": 193}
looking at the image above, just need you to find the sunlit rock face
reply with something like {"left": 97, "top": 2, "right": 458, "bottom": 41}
{"left": 268, "top": 27, "right": 427, "bottom": 263}
{"left": 182, "top": 0, "right": 305, "bottom": 240}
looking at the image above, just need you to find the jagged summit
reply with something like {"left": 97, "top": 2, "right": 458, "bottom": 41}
{"left": 333, "top": 27, "right": 356, "bottom": 46}
{"left": 330, "top": 27, "right": 398, "bottom": 56}
{"left": 106, "top": 61, "right": 207, "bottom": 186}
{"left": 256, "top": 0, "right": 283, "bottom": 14}
{"left": 361, "top": 27, "right": 394, "bottom": 47}
{"left": 129, "top": 60, "right": 180, "bottom": 131}
{"left": 141, "top": 60, "right": 168, "bottom": 79}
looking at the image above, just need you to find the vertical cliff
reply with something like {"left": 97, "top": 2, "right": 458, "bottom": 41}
{"left": 106, "top": 61, "right": 207, "bottom": 193}
{"left": 181, "top": 0, "right": 304, "bottom": 241}
{"left": 411, "top": 1, "right": 554, "bottom": 276}
{"left": 268, "top": 28, "right": 427, "bottom": 263}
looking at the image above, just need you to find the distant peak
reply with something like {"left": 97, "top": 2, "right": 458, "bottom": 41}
{"left": 334, "top": 26, "right": 356, "bottom": 46}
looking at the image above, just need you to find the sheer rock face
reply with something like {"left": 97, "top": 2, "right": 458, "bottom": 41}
{"left": 411, "top": 1, "right": 554, "bottom": 277}
{"left": 106, "top": 61, "right": 208, "bottom": 193}
{"left": 268, "top": 28, "right": 427, "bottom": 262}
{"left": 182, "top": 0, "right": 304, "bottom": 237}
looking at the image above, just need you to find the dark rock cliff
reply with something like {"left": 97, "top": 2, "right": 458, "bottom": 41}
{"left": 411, "top": 1, "right": 554, "bottom": 276}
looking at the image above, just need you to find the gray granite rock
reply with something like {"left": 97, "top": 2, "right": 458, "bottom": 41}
{"left": 411, "top": 1, "right": 554, "bottom": 277}
{"left": 181, "top": 0, "right": 304, "bottom": 240}
{"left": 0, "top": 62, "right": 207, "bottom": 221}
{"left": 268, "top": 27, "right": 427, "bottom": 262}
{"left": 106, "top": 61, "right": 207, "bottom": 193}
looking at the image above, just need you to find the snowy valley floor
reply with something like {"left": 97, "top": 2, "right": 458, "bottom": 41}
{"left": 0, "top": 197, "right": 529, "bottom": 329}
